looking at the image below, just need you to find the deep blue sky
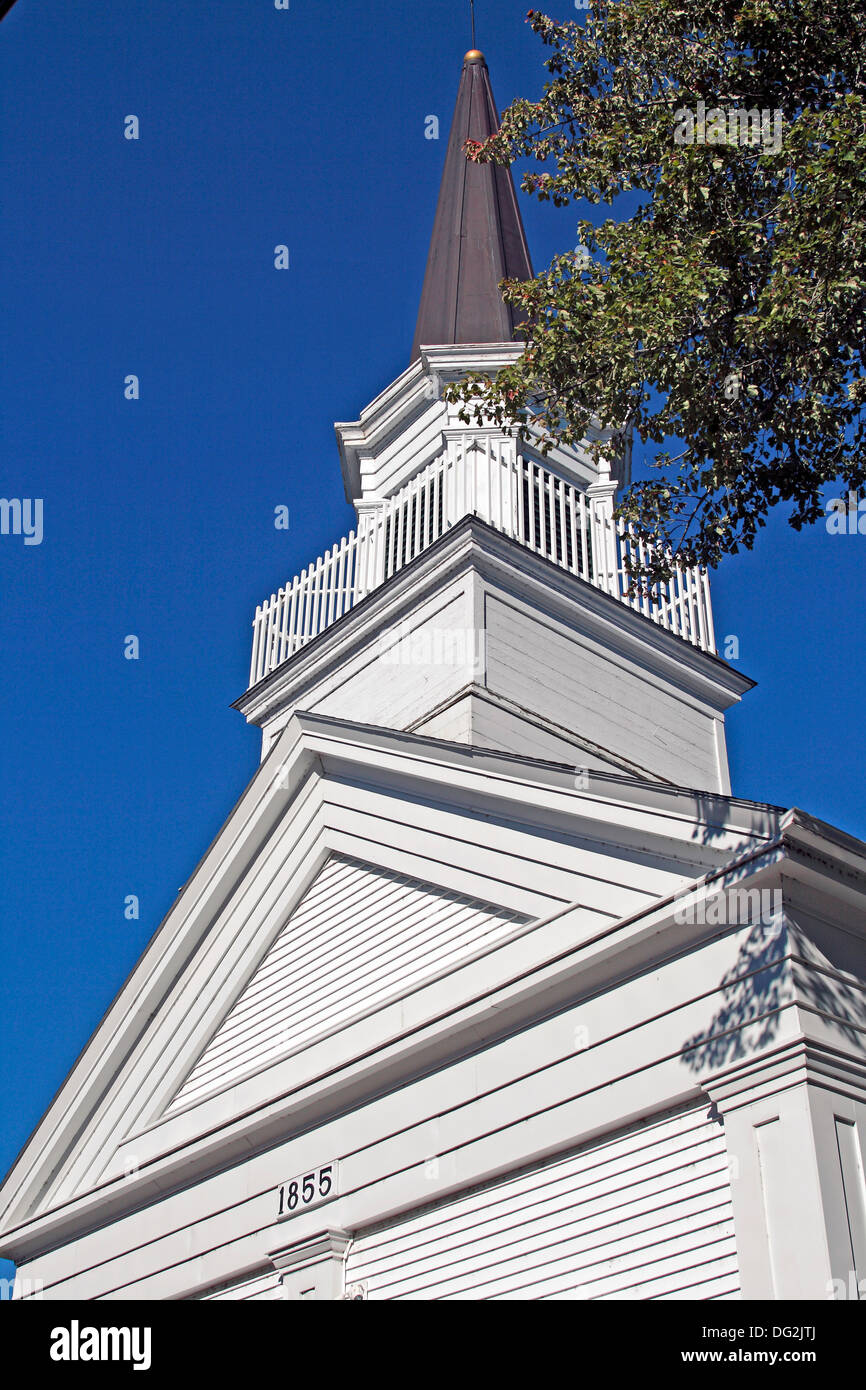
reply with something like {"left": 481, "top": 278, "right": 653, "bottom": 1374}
{"left": 1, "top": 1, "right": 863, "bottom": 1287}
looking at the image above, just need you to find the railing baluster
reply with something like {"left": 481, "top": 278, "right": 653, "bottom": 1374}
{"left": 308, "top": 563, "right": 318, "bottom": 643}
{"left": 347, "top": 524, "right": 360, "bottom": 606}
{"left": 337, "top": 530, "right": 350, "bottom": 619}
{"left": 629, "top": 528, "right": 640, "bottom": 609}
{"left": 636, "top": 534, "right": 649, "bottom": 615}
{"left": 579, "top": 491, "right": 588, "bottom": 578}
{"left": 700, "top": 568, "right": 715, "bottom": 652}
{"left": 366, "top": 514, "right": 377, "bottom": 595}
{"left": 517, "top": 456, "right": 526, "bottom": 544}
{"left": 420, "top": 466, "right": 430, "bottom": 549}
{"left": 414, "top": 470, "right": 424, "bottom": 554}
{"left": 658, "top": 556, "right": 673, "bottom": 632}
{"left": 365, "top": 510, "right": 379, "bottom": 593}
{"left": 264, "top": 592, "right": 277, "bottom": 670}
{"left": 485, "top": 436, "right": 493, "bottom": 527}
{"left": 686, "top": 566, "right": 700, "bottom": 645}
{"left": 557, "top": 478, "right": 567, "bottom": 569}
{"left": 324, "top": 543, "right": 338, "bottom": 628}
{"left": 297, "top": 565, "right": 310, "bottom": 645}
{"left": 312, "top": 554, "right": 326, "bottom": 639}
{"left": 285, "top": 570, "right": 299, "bottom": 655}
{"left": 249, "top": 444, "right": 716, "bottom": 681}
{"left": 674, "top": 560, "right": 688, "bottom": 641}
{"left": 567, "top": 486, "right": 578, "bottom": 576}
{"left": 395, "top": 493, "right": 405, "bottom": 574}
{"left": 497, "top": 445, "right": 504, "bottom": 533}
{"left": 250, "top": 605, "right": 262, "bottom": 686}
{"left": 433, "top": 463, "right": 441, "bottom": 544}
{"left": 385, "top": 502, "right": 394, "bottom": 584}
{"left": 416, "top": 471, "right": 425, "bottom": 555}
{"left": 527, "top": 463, "right": 537, "bottom": 551}
{"left": 547, "top": 472, "right": 555, "bottom": 561}
{"left": 548, "top": 472, "right": 555, "bottom": 560}
{"left": 277, "top": 585, "right": 291, "bottom": 664}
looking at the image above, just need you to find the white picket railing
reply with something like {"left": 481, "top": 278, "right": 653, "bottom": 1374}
{"left": 249, "top": 438, "right": 715, "bottom": 685}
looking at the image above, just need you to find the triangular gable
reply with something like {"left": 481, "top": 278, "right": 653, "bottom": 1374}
{"left": 166, "top": 853, "right": 528, "bottom": 1116}
{"left": 0, "top": 711, "right": 783, "bottom": 1256}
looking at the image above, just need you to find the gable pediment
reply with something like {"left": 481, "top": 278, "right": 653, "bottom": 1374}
{"left": 166, "top": 853, "right": 528, "bottom": 1117}
{"left": 0, "top": 711, "right": 783, "bottom": 1256}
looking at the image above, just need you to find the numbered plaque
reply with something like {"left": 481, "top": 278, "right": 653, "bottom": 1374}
{"left": 277, "top": 1162, "right": 338, "bottom": 1219}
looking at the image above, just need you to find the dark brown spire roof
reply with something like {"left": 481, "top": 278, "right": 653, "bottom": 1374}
{"left": 411, "top": 50, "right": 534, "bottom": 363}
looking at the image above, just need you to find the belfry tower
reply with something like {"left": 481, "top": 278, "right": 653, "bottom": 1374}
{"left": 2, "top": 50, "right": 866, "bottom": 1304}
{"left": 241, "top": 48, "right": 741, "bottom": 796}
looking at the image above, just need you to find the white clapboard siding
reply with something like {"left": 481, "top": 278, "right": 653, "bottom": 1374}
{"left": 345, "top": 1105, "right": 740, "bottom": 1300}
{"left": 168, "top": 855, "right": 528, "bottom": 1114}
{"left": 195, "top": 1269, "right": 283, "bottom": 1301}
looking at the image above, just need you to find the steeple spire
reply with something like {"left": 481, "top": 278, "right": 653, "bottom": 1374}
{"left": 410, "top": 49, "right": 534, "bottom": 362}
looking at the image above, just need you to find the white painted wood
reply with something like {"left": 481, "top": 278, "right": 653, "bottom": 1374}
{"left": 484, "top": 592, "right": 721, "bottom": 789}
{"left": 5, "top": 845, "right": 865, "bottom": 1302}
{"left": 195, "top": 1268, "right": 283, "bottom": 1301}
{"left": 10, "top": 916, "right": 763, "bottom": 1300}
{"left": 345, "top": 1104, "right": 739, "bottom": 1300}
{"left": 335, "top": 346, "right": 616, "bottom": 506}
{"left": 246, "top": 525, "right": 746, "bottom": 791}
{"left": 456, "top": 691, "right": 652, "bottom": 776}
{"left": 313, "top": 588, "right": 476, "bottom": 732}
{"left": 249, "top": 442, "right": 715, "bottom": 685}
{"left": 169, "top": 854, "right": 527, "bottom": 1114}
{"left": 1, "top": 710, "right": 861, "bottom": 1304}
{"left": 58, "top": 718, "right": 766, "bottom": 1201}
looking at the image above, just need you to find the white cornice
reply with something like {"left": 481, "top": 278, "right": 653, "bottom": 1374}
{"left": 704, "top": 1038, "right": 866, "bottom": 1112}
{"left": 333, "top": 342, "right": 605, "bottom": 504}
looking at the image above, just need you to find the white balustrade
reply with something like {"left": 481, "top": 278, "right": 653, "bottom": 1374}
{"left": 249, "top": 437, "right": 715, "bottom": 685}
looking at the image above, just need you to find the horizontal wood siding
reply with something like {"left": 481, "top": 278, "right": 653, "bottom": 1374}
{"left": 169, "top": 855, "right": 527, "bottom": 1113}
{"left": 345, "top": 1105, "right": 739, "bottom": 1300}
{"left": 485, "top": 595, "right": 719, "bottom": 791}
{"left": 469, "top": 695, "right": 633, "bottom": 774}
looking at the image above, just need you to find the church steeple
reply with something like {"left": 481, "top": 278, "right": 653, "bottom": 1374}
{"left": 410, "top": 49, "right": 534, "bottom": 362}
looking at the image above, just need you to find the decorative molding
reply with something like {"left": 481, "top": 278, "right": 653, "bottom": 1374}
{"left": 269, "top": 1228, "right": 351, "bottom": 1272}
{"left": 269, "top": 1228, "right": 351, "bottom": 1301}
{"left": 704, "top": 1038, "right": 866, "bottom": 1113}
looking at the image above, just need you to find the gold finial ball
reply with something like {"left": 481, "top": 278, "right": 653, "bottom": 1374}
{"left": 464, "top": 49, "right": 485, "bottom": 62}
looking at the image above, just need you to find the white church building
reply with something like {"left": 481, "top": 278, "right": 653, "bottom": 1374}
{"left": 3, "top": 48, "right": 866, "bottom": 1302}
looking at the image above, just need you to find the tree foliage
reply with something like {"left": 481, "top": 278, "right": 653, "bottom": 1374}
{"left": 447, "top": 1, "right": 866, "bottom": 579}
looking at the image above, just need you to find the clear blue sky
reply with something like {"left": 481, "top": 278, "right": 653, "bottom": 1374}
{"left": 1, "top": 1, "right": 863, "bottom": 1288}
